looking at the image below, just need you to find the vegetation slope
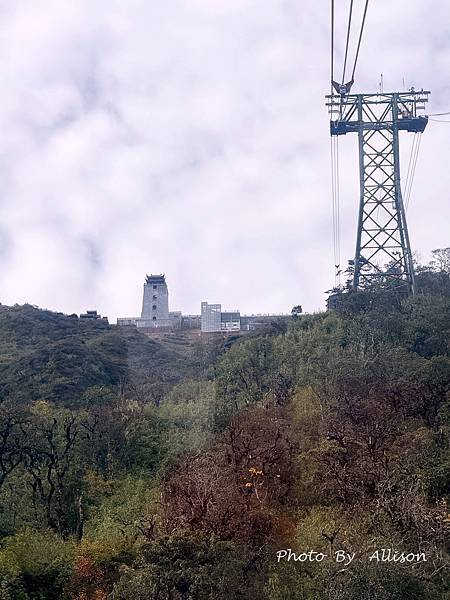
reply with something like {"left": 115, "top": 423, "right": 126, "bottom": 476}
{"left": 0, "top": 251, "right": 448, "bottom": 600}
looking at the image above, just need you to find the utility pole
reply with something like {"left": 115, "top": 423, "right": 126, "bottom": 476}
{"left": 326, "top": 90, "right": 429, "bottom": 293}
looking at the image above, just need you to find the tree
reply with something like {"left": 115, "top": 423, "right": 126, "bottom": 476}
{"left": 162, "top": 407, "right": 295, "bottom": 547}
{"left": 291, "top": 305, "right": 303, "bottom": 318}
{"left": 0, "top": 529, "right": 74, "bottom": 599}
{"left": 111, "top": 532, "right": 265, "bottom": 600}
{"left": 430, "top": 247, "right": 450, "bottom": 274}
{"left": 21, "top": 405, "right": 85, "bottom": 536}
{"left": 0, "top": 405, "right": 27, "bottom": 490}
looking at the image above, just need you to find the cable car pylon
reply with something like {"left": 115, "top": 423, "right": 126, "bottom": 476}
{"left": 327, "top": 1, "right": 429, "bottom": 294}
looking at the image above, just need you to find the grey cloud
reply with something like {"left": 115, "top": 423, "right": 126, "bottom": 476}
{"left": 0, "top": 0, "right": 448, "bottom": 319}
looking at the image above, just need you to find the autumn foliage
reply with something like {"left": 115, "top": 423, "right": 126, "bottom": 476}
{"left": 0, "top": 253, "right": 448, "bottom": 598}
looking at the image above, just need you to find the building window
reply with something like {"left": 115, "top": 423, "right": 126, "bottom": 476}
{"left": 153, "top": 285, "right": 157, "bottom": 289}
{"left": 152, "top": 316, "right": 156, "bottom": 321}
{"left": 152, "top": 305, "right": 157, "bottom": 310}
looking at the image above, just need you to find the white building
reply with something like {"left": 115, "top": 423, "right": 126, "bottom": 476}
{"left": 201, "top": 302, "right": 221, "bottom": 332}
{"left": 201, "top": 302, "right": 241, "bottom": 332}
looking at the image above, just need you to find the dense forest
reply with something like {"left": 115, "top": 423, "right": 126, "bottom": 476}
{"left": 0, "top": 250, "right": 449, "bottom": 599}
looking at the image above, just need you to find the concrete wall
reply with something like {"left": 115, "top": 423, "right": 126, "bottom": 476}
{"left": 240, "top": 314, "right": 290, "bottom": 330}
{"left": 181, "top": 315, "right": 201, "bottom": 330}
{"left": 117, "top": 317, "right": 138, "bottom": 326}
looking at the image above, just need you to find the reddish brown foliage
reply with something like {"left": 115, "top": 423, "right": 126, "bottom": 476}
{"left": 162, "top": 407, "right": 295, "bottom": 546}
{"left": 66, "top": 556, "right": 108, "bottom": 600}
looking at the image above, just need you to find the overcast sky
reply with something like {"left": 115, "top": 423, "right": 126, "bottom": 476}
{"left": 0, "top": 0, "right": 448, "bottom": 320}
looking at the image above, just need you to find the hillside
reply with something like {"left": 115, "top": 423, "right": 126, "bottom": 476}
{"left": 0, "top": 255, "right": 448, "bottom": 599}
{"left": 0, "top": 304, "right": 220, "bottom": 407}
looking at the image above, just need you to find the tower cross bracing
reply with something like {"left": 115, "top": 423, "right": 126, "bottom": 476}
{"left": 327, "top": 90, "right": 429, "bottom": 293}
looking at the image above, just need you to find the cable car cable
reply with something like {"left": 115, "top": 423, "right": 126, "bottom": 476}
{"left": 342, "top": 0, "right": 354, "bottom": 85}
{"left": 351, "top": 0, "right": 370, "bottom": 83}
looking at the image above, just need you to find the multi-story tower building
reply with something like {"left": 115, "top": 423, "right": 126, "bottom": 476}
{"left": 141, "top": 274, "right": 169, "bottom": 322}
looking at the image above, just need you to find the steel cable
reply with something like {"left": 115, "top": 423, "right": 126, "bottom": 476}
{"left": 330, "top": 137, "right": 341, "bottom": 285}
{"left": 403, "top": 133, "right": 418, "bottom": 208}
{"left": 342, "top": 0, "right": 354, "bottom": 85}
{"left": 331, "top": 0, "right": 335, "bottom": 94}
{"left": 351, "top": 0, "right": 370, "bottom": 82}
{"left": 405, "top": 134, "right": 422, "bottom": 211}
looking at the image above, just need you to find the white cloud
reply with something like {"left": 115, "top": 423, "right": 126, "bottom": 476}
{"left": 0, "top": 0, "right": 448, "bottom": 319}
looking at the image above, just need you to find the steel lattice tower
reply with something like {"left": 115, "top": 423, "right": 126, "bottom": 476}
{"left": 327, "top": 90, "right": 429, "bottom": 293}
